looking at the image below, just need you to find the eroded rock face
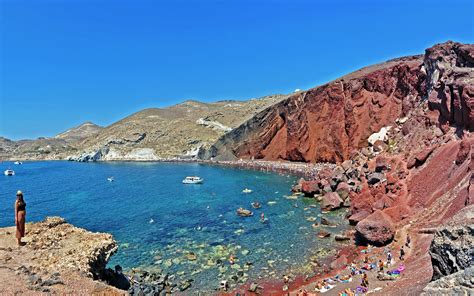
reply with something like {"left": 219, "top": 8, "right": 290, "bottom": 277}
{"left": 25, "top": 216, "right": 117, "bottom": 279}
{"left": 422, "top": 266, "right": 474, "bottom": 295}
{"left": 205, "top": 56, "right": 426, "bottom": 162}
{"left": 429, "top": 224, "right": 474, "bottom": 281}
{"left": 425, "top": 41, "right": 474, "bottom": 131}
{"left": 355, "top": 210, "right": 395, "bottom": 246}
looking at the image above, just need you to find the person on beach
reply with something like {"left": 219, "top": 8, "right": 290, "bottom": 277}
{"left": 14, "top": 190, "right": 27, "bottom": 246}
{"left": 406, "top": 234, "right": 411, "bottom": 248}
{"left": 361, "top": 273, "right": 369, "bottom": 288}
{"left": 387, "top": 251, "right": 393, "bottom": 265}
{"left": 400, "top": 246, "right": 405, "bottom": 261}
{"left": 378, "top": 259, "right": 384, "bottom": 272}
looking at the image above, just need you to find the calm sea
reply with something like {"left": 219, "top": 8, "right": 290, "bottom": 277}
{"left": 0, "top": 161, "right": 348, "bottom": 292}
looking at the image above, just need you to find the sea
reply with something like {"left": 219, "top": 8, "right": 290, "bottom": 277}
{"left": 0, "top": 161, "right": 348, "bottom": 292}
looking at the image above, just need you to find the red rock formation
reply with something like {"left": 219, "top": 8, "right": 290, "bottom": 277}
{"left": 205, "top": 56, "right": 426, "bottom": 163}
{"left": 425, "top": 41, "right": 474, "bottom": 131}
{"left": 320, "top": 192, "right": 343, "bottom": 211}
{"left": 355, "top": 210, "right": 395, "bottom": 245}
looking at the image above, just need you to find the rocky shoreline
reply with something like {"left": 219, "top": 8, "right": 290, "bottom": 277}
{"left": 0, "top": 217, "right": 124, "bottom": 295}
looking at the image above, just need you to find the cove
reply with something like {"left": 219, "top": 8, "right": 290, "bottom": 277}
{"left": 0, "top": 161, "right": 349, "bottom": 292}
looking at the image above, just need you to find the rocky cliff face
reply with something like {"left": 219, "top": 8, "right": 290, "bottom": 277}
{"left": 421, "top": 206, "right": 474, "bottom": 295}
{"left": 204, "top": 42, "right": 474, "bottom": 164}
{"left": 429, "top": 224, "right": 473, "bottom": 281}
{"left": 0, "top": 217, "right": 122, "bottom": 294}
{"left": 425, "top": 41, "right": 474, "bottom": 131}
{"left": 203, "top": 56, "right": 426, "bottom": 162}
{"left": 287, "top": 41, "right": 473, "bottom": 295}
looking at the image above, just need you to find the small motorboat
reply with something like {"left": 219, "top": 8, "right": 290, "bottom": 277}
{"left": 13, "top": 161, "right": 23, "bottom": 165}
{"left": 251, "top": 202, "right": 262, "bottom": 209}
{"left": 182, "top": 176, "right": 204, "bottom": 184}
{"left": 236, "top": 207, "right": 253, "bottom": 217}
{"left": 242, "top": 188, "right": 252, "bottom": 193}
{"left": 107, "top": 177, "right": 114, "bottom": 182}
{"left": 4, "top": 169, "right": 15, "bottom": 176}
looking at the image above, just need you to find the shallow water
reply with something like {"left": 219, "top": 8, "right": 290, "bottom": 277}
{"left": 0, "top": 161, "right": 348, "bottom": 292}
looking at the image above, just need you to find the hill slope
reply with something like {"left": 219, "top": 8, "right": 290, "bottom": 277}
{"left": 68, "top": 95, "right": 287, "bottom": 161}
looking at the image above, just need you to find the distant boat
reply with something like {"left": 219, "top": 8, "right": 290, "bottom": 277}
{"left": 242, "top": 188, "right": 252, "bottom": 193}
{"left": 4, "top": 169, "right": 15, "bottom": 176}
{"left": 107, "top": 177, "right": 114, "bottom": 182}
{"left": 182, "top": 176, "right": 204, "bottom": 184}
{"left": 13, "top": 161, "right": 22, "bottom": 165}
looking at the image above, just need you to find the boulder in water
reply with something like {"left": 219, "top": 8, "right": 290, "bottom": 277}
{"left": 236, "top": 208, "right": 253, "bottom": 217}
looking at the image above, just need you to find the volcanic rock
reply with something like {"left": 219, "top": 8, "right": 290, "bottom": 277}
{"left": 355, "top": 210, "right": 395, "bottom": 245}
{"left": 425, "top": 41, "right": 474, "bottom": 131}
{"left": 204, "top": 54, "right": 426, "bottom": 162}
{"left": 320, "top": 192, "right": 343, "bottom": 211}
{"left": 429, "top": 223, "right": 473, "bottom": 281}
{"left": 335, "top": 182, "right": 351, "bottom": 200}
{"left": 367, "top": 172, "right": 385, "bottom": 185}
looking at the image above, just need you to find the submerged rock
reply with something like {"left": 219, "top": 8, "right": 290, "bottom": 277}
{"left": 317, "top": 230, "right": 331, "bottom": 238}
{"left": 236, "top": 208, "right": 253, "bottom": 217}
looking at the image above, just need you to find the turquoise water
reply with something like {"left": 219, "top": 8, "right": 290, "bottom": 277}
{"left": 0, "top": 161, "right": 348, "bottom": 292}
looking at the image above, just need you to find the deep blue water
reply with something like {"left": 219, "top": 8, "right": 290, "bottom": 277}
{"left": 0, "top": 161, "right": 348, "bottom": 292}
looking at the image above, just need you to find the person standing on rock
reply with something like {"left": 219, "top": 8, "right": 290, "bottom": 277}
{"left": 14, "top": 190, "right": 27, "bottom": 246}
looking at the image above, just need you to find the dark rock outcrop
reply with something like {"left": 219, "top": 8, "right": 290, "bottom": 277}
{"left": 422, "top": 266, "right": 474, "bottom": 295}
{"left": 429, "top": 224, "right": 473, "bottom": 281}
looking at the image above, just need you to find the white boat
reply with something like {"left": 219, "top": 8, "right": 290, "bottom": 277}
{"left": 242, "top": 188, "right": 252, "bottom": 193}
{"left": 182, "top": 176, "right": 204, "bottom": 184}
{"left": 14, "top": 161, "right": 22, "bottom": 165}
{"left": 4, "top": 169, "right": 15, "bottom": 176}
{"left": 107, "top": 177, "right": 114, "bottom": 182}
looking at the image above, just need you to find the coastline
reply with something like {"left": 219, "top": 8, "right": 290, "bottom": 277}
{"left": 2, "top": 158, "right": 352, "bottom": 295}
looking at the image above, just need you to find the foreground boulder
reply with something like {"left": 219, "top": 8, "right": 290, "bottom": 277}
{"left": 320, "top": 192, "right": 343, "bottom": 211}
{"left": 355, "top": 210, "right": 395, "bottom": 245}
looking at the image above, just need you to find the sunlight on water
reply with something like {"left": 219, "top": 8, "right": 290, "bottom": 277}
{"left": 0, "top": 161, "right": 349, "bottom": 292}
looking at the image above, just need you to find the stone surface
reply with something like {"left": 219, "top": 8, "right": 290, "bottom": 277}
{"left": 0, "top": 217, "right": 123, "bottom": 295}
{"left": 204, "top": 55, "right": 426, "bottom": 162}
{"left": 320, "top": 192, "right": 343, "bottom": 211}
{"left": 425, "top": 41, "right": 474, "bottom": 131}
{"left": 429, "top": 223, "right": 473, "bottom": 281}
{"left": 422, "top": 267, "right": 474, "bottom": 295}
{"left": 355, "top": 210, "right": 395, "bottom": 245}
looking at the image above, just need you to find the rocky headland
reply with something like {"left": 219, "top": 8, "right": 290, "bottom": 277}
{"left": 0, "top": 217, "right": 123, "bottom": 295}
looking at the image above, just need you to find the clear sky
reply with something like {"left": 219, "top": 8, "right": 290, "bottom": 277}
{"left": 1, "top": 0, "right": 473, "bottom": 140}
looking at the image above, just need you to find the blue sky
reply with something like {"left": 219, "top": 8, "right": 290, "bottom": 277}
{"left": 1, "top": 0, "right": 473, "bottom": 140}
